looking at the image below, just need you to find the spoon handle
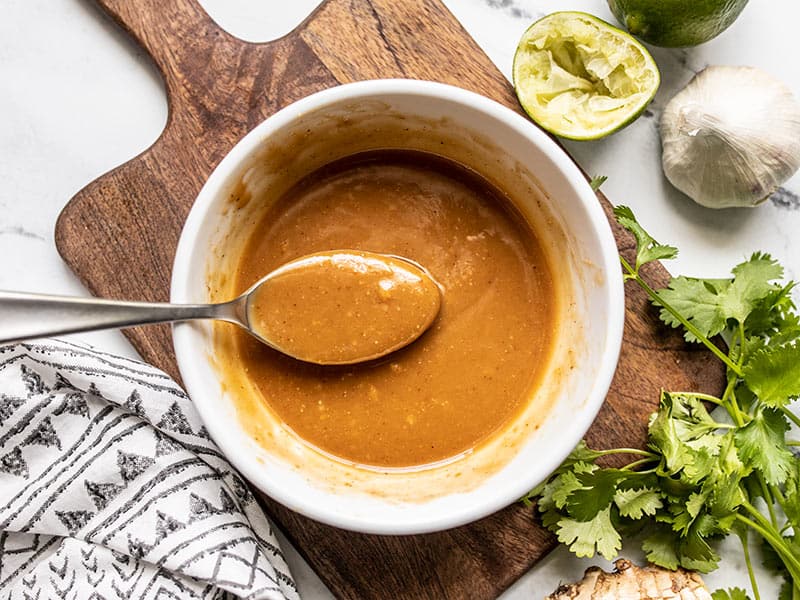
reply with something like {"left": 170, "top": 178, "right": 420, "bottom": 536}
{"left": 0, "top": 291, "right": 231, "bottom": 345}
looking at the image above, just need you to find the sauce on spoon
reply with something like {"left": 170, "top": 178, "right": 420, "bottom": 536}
{"left": 245, "top": 250, "right": 442, "bottom": 365}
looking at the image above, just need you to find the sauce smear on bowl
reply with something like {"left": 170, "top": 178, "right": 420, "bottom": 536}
{"left": 245, "top": 250, "right": 441, "bottom": 365}
{"left": 228, "top": 150, "right": 558, "bottom": 468}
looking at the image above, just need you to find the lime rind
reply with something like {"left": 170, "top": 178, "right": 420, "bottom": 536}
{"left": 608, "top": 0, "right": 749, "bottom": 47}
{"left": 513, "top": 12, "right": 660, "bottom": 140}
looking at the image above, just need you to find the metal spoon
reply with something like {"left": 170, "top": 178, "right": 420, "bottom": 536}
{"left": 0, "top": 251, "right": 442, "bottom": 365}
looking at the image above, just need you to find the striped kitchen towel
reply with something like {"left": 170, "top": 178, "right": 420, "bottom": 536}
{"left": 0, "top": 340, "right": 298, "bottom": 600}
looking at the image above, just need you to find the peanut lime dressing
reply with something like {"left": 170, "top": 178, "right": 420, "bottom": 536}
{"left": 246, "top": 251, "right": 442, "bottom": 365}
{"left": 228, "top": 150, "right": 557, "bottom": 468}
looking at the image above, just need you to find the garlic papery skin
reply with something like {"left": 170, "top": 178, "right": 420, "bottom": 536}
{"left": 660, "top": 65, "right": 800, "bottom": 209}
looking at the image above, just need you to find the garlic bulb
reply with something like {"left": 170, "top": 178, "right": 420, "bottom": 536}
{"left": 660, "top": 65, "right": 800, "bottom": 209}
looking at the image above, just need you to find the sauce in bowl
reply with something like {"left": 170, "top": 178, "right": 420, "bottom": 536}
{"left": 225, "top": 149, "right": 558, "bottom": 468}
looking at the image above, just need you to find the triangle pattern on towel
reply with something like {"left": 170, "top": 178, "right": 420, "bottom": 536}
{"left": 116, "top": 451, "right": 155, "bottom": 484}
{"left": 0, "top": 447, "right": 29, "bottom": 478}
{"left": 157, "top": 402, "right": 194, "bottom": 435}
{"left": 84, "top": 481, "right": 125, "bottom": 511}
{"left": 154, "top": 432, "right": 182, "bottom": 457}
{"left": 20, "top": 364, "right": 48, "bottom": 396}
{"left": 0, "top": 395, "right": 25, "bottom": 425}
{"left": 22, "top": 417, "right": 61, "bottom": 450}
{"left": 56, "top": 510, "right": 95, "bottom": 535}
{"left": 53, "top": 391, "right": 90, "bottom": 418}
{"left": 124, "top": 390, "right": 144, "bottom": 417}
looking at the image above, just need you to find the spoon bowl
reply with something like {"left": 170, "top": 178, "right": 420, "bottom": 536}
{"left": 241, "top": 250, "right": 442, "bottom": 365}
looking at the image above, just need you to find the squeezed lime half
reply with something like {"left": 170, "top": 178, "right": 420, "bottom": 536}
{"left": 512, "top": 11, "right": 660, "bottom": 140}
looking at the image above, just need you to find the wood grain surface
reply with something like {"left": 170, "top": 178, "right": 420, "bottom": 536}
{"left": 55, "top": 1, "right": 726, "bottom": 598}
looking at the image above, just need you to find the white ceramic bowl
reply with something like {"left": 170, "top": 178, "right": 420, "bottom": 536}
{"left": 171, "top": 79, "right": 624, "bottom": 535}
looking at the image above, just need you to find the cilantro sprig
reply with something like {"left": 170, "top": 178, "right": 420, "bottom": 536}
{"left": 589, "top": 174, "right": 608, "bottom": 191}
{"left": 527, "top": 207, "right": 800, "bottom": 600}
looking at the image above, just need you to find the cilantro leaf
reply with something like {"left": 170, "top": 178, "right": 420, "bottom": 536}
{"left": 657, "top": 276, "right": 730, "bottom": 341}
{"left": 734, "top": 407, "right": 794, "bottom": 485}
{"left": 657, "top": 253, "right": 784, "bottom": 342}
{"left": 687, "top": 491, "right": 707, "bottom": 519}
{"left": 711, "top": 589, "right": 751, "bottom": 600}
{"left": 613, "top": 486, "right": 663, "bottom": 519}
{"left": 678, "top": 514, "right": 722, "bottom": 572}
{"left": 528, "top": 441, "right": 616, "bottom": 528}
{"left": 726, "top": 253, "right": 784, "bottom": 323}
{"left": 531, "top": 474, "right": 570, "bottom": 529}
{"left": 663, "top": 392, "right": 720, "bottom": 437}
{"left": 555, "top": 506, "right": 621, "bottom": 560}
{"left": 614, "top": 205, "right": 678, "bottom": 272}
{"left": 771, "top": 308, "right": 800, "bottom": 346}
{"left": 642, "top": 526, "right": 679, "bottom": 570}
{"left": 744, "top": 281, "right": 798, "bottom": 339}
{"left": 668, "top": 491, "right": 707, "bottom": 535}
{"left": 648, "top": 392, "right": 722, "bottom": 480}
{"left": 743, "top": 342, "right": 800, "bottom": 407}
{"left": 780, "top": 464, "right": 800, "bottom": 530}
{"left": 538, "top": 485, "right": 565, "bottom": 530}
{"left": 702, "top": 434, "right": 748, "bottom": 516}
{"left": 564, "top": 468, "right": 626, "bottom": 521}
{"left": 551, "top": 469, "right": 584, "bottom": 510}
{"left": 565, "top": 440, "right": 606, "bottom": 465}
{"left": 648, "top": 408, "right": 689, "bottom": 476}
{"left": 589, "top": 174, "right": 607, "bottom": 191}
{"left": 682, "top": 444, "right": 720, "bottom": 485}
{"left": 778, "top": 579, "right": 793, "bottom": 600}
{"left": 524, "top": 442, "right": 603, "bottom": 504}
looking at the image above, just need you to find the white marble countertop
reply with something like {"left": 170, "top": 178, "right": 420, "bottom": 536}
{"left": 2, "top": 0, "right": 797, "bottom": 597}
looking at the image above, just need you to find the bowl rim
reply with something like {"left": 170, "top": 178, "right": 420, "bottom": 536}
{"left": 171, "top": 78, "right": 625, "bottom": 534}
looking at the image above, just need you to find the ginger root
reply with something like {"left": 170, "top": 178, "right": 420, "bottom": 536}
{"left": 545, "top": 559, "right": 712, "bottom": 599}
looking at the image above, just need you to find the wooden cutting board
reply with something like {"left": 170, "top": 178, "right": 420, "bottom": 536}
{"left": 55, "top": 0, "right": 726, "bottom": 597}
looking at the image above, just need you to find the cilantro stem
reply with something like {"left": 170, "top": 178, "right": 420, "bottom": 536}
{"left": 773, "top": 484, "right": 787, "bottom": 506}
{"left": 723, "top": 379, "right": 746, "bottom": 428}
{"left": 781, "top": 406, "right": 800, "bottom": 430}
{"left": 738, "top": 505, "right": 800, "bottom": 580}
{"left": 673, "top": 392, "right": 724, "bottom": 405}
{"left": 736, "top": 527, "right": 761, "bottom": 600}
{"left": 787, "top": 441, "right": 800, "bottom": 446}
{"left": 771, "top": 485, "right": 789, "bottom": 526}
{"left": 709, "top": 423, "right": 736, "bottom": 430}
{"left": 735, "top": 513, "right": 800, "bottom": 583}
{"left": 620, "top": 458, "right": 658, "bottom": 471}
{"left": 742, "top": 502, "right": 779, "bottom": 536}
{"left": 757, "top": 474, "right": 779, "bottom": 529}
{"left": 594, "top": 448, "right": 658, "bottom": 458}
{"left": 737, "top": 321, "right": 747, "bottom": 368}
{"left": 618, "top": 256, "right": 743, "bottom": 376}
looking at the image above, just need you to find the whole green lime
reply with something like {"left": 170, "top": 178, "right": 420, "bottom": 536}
{"left": 607, "top": 0, "right": 749, "bottom": 47}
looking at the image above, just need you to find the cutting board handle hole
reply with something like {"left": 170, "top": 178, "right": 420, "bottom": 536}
{"left": 197, "top": 0, "right": 322, "bottom": 43}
